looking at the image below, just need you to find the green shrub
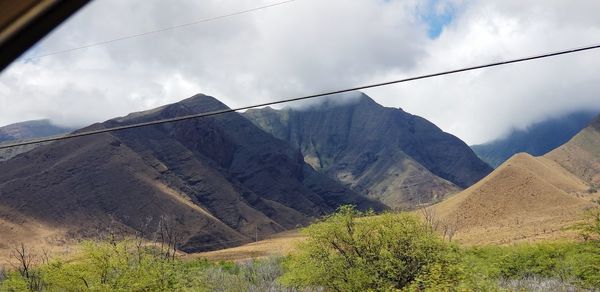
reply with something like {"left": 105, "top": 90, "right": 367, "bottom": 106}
{"left": 203, "top": 257, "right": 293, "bottom": 291}
{"left": 463, "top": 242, "right": 600, "bottom": 289}
{"left": 38, "top": 240, "right": 195, "bottom": 291}
{"left": 578, "top": 209, "right": 600, "bottom": 242}
{"left": 279, "top": 206, "right": 486, "bottom": 291}
{"left": 0, "top": 239, "right": 213, "bottom": 291}
{"left": 0, "top": 239, "right": 294, "bottom": 292}
{"left": 0, "top": 273, "right": 29, "bottom": 292}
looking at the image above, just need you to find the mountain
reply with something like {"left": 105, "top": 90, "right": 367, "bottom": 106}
{"left": 471, "top": 111, "right": 597, "bottom": 168}
{"left": 0, "top": 119, "right": 71, "bottom": 141}
{"left": 434, "top": 115, "right": 600, "bottom": 244}
{"left": 0, "top": 94, "right": 384, "bottom": 253}
{"left": 546, "top": 114, "right": 600, "bottom": 187}
{"left": 244, "top": 93, "right": 492, "bottom": 209}
{"left": 0, "top": 119, "right": 73, "bottom": 161}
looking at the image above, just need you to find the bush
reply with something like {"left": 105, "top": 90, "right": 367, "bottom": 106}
{"left": 38, "top": 241, "right": 203, "bottom": 291}
{"left": 0, "top": 273, "right": 29, "bottom": 292}
{"left": 498, "top": 276, "right": 583, "bottom": 291}
{"left": 578, "top": 209, "right": 600, "bottom": 242}
{"left": 0, "top": 239, "right": 296, "bottom": 292}
{"left": 463, "top": 242, "right": 600, "bottom": 289}
{"left": 279, "top": 206, "right": 486, "bottom": 291}
{"left": 203, "top": 257, "right": 294, "bottom": 291}
{"left": 0, "top": 239, "right": 214, "bottom": 291}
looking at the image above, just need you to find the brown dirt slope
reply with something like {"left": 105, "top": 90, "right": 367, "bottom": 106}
{"left": 546, "top": 115, "right": 600, "bottom": 187}
{"left": 433, "top": 153, "right": 596, "bottom": 244}
{"left": 190, "top": 230, "right": 305, "bottom": 262}
{"left": 0, "top": 206, "right": 72, "bottom": 261}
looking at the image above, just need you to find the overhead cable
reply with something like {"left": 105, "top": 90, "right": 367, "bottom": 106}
{"left": 2, "top": 42, "right": 600, "bottom": 150}
{"left": 22, "top": 0, "right": 299, "bottom": 61}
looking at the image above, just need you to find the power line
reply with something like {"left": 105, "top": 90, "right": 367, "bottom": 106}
{"left": 2, "top": 42, "right": 600, "bottom": 150}
{"left": 22, "top": 0, "right": 299, "bottom": 61}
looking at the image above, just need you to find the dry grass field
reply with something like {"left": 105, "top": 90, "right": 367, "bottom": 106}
{"left": 0, "top": 214, "right": 76, "bottom": 265}
{"left": 188, "top": 231, "right": 306, "bottom": 262}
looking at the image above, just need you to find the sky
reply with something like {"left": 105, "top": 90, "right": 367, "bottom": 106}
{"left": 1, "top": 0, "right": 600, "bottom": 145}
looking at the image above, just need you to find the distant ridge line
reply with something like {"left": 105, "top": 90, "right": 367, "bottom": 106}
{"left": 2, "top": 42, "right": 600, "bottom": 150}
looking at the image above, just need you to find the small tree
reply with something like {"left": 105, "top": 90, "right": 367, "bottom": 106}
{"left": 8, "top": 243, "right": 43, "bottom": 291}
{"left": 421, "top": 206, "right": 440, "bottom": 232}
{"left": 280, "top": 206, "right": 468, "bottom": 291}
{"left": 156, "top": 215, "right": 185, "bottom": 261}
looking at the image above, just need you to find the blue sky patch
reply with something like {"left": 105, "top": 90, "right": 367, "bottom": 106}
{"left": 421, "top": 0, "right": 455, "bottom": 38}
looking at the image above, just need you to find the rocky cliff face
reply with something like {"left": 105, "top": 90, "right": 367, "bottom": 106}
{"left": 244, "top": 93, "right": 492, "bottom": 208}
{"left": 0, "top": 94, "right": 384, "bottom": 252}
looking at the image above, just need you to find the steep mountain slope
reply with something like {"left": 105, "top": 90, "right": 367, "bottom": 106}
{"left": 244, "top": 93, "right": 491, "bottom": 208}
{"left": 546, "top": 114, "right": 600, "bottom": 187}
{"left": 0, "top": 119, "right": 73, "bottom": 161}
{"left": 471, "top": 111, "right": 597, "bottom": 168}
{"left": 433, "top": 116, "right": 600, "bottom": 244}
{"left": 0, "top": 94, "right": 383, "bottom": 253}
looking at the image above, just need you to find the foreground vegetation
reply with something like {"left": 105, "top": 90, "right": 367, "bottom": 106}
{"left": 280, "top": 206, "right": 491, "bottom": 291}
{"left": 281, "top": 206, "right": 600, "bottom": 291}
{"left": 1, "top": 207, "right": 599, "bottom": 291}
{"left": 0, "top": 240, "right": 292, "bottom": 291}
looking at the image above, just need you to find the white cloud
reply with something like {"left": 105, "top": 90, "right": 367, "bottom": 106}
{"left": 366, "top": 0, "right": 600, "bottom": 144}
{"left": 1, "top": 0, "right": 599, "bottom": 144}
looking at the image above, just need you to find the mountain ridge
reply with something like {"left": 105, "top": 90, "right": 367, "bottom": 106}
{"left": 0, "top": 94, "right": 384, "bottom": 254}
{"left": 546, "top": 114, "right": 600, "bottom": 187}
{"left": 0, "top": 119, "right": 74, "bottom": 161}
{"left": 471, "top": 111, "right": 597, "bottom": 168}
{"left": 244, "top": 93, "right": 492, "bottom": 208}
{"left": 0, "top": 119, "right": 72, "bottom": 141}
